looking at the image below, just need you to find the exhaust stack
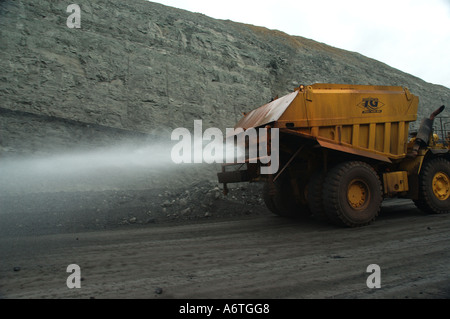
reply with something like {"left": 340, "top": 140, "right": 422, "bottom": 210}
{"left": 409, "top": 105, "right": 445, "bottom": 158}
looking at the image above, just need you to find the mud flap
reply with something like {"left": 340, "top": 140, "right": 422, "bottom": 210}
{"left": 217, "top": 170, "right": 251, "bottom": 184}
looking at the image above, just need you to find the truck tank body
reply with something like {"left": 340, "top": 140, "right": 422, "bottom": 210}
{"left": 236, "top": 84, "right": 419, "bottom": 162}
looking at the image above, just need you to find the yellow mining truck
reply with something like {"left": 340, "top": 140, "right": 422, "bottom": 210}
{"left": 218, "top": 84, "right": 449, "bottom": 227}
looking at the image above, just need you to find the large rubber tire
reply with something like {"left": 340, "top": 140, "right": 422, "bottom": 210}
{"left": 263, "top": 175, "right": 310, "bottom": 218}
{"left": 323, "top": 161, "right": 382, "bottom": 227}
{"left": 263, "top": 181, "right": 282, "bottom": 216}
{"left": 414, "top": 157, "right": 450, "bottom": 214}
{"left": 306, "top": 170, "right": 329, "bottom": 222}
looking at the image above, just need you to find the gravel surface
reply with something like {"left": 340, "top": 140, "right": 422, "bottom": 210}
{"left": 1, "top": 198, "right": 449, "bottom": 299}
{"left": 0, "top": 180, "right": 269, "bottom": 237}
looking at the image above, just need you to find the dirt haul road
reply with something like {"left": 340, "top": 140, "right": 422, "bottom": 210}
{"left": 0, "top": 199, "right": 449, "bottom": 299}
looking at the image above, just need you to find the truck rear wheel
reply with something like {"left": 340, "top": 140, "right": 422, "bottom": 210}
{"left": 414, "top": 157, "right": 450, "bottom": 214}
{"left": 263, "top": 175, "right": 310, "bottom": 218}
{"left": 306, "top": 170, "right": 329, "bottom": 222}
{"left": 323, "top": 161, "right": 382, "bottom": 227}
{"left": 263, "top": 181, "right": 282, "bottom": 216}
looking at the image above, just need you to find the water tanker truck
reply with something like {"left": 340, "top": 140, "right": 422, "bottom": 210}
{"left": 218, "top": 84, "right": 449, "bottom": 227}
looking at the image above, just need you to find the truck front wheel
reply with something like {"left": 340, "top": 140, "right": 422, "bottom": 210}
{"left": 323, "top": 161, "right": 382, "bottom": 227}
{"left": 414, "top": 157, "right": 450, "bottom": 214}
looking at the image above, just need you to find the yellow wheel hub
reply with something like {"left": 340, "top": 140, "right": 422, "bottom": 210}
{"left": 432, "top": 171, "right": 450, "bottom": 201}
{"left": 347, "top": 180, "right": 369, "bottom": 209}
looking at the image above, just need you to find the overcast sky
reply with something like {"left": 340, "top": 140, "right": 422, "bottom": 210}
{"left": 152, "top": 0, "right": 450, "bottom": 89}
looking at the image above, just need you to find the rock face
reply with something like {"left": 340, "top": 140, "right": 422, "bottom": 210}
{"left": 1, "top": 0, "right": 449, "bottom": 154}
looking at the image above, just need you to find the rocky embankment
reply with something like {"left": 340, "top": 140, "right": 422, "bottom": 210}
{"left": 1, "top": 0, "right": 449, "bottom": 156}
{"left": 0, "top": 179, "right": 268, "bottom": 236}
{"left": 0, "top": 1, "right": 449, "bottom": 225}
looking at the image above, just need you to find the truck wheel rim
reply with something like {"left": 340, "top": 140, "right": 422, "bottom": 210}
{"left": 347, "top": 179, "right": 369, "bottom": 210}
{"left": 432, "top": 172, "right": 450, "bottom": 201}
